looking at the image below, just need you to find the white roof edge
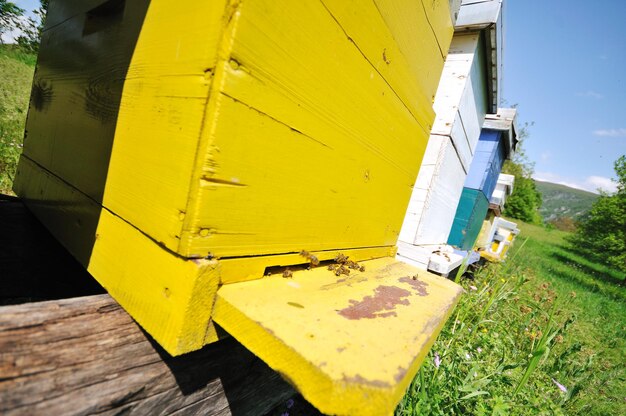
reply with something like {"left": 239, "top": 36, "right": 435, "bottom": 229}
{"left": 484, "top": 107, "right": 517, "bottom": 158}
{"left": 449, "top": 1, "right": 462, "bottom": 26}
{"left": 453, "top": 0, "right": 504, "bottom": 113}
{"left": 454, "top": 0, "right": 502, "bottom": 29}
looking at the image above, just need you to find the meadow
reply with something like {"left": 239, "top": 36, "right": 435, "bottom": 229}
{"left": 0, "top": 45, "right": 35, "bottom": 194}
{"left": 396, "top": 221, "right": 625, "bottom": 415}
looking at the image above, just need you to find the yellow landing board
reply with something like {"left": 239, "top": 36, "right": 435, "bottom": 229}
{"left": 214, "top": 257, "right": 463, "bottom": 416}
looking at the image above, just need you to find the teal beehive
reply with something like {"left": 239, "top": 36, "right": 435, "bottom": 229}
{"left": 447, "top": 188, "right": 489, "bottom": 250}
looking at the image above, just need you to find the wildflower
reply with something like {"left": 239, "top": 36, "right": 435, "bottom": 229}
{"left": 286, "top": 399, "right": 294, "bottom": 409}
{"left": 500, "top": 278, "right": 505, "bottom": 283}
{"left": 552, "top": 378, "right": 568, "bottom": 393}
{"left": 481, "top": 328, "right": 488, "bottom": 333}
{"left": 465, "top": 352, "right": 471, "bottom": 359}
{"left": 469, "top": 285, "right": 478, "bottom": 291}
{"left": 434, "top": 352, "right": 441, "bottom": 368}
{"left": 476, "top": 347, "right": 482, "bottom": 353}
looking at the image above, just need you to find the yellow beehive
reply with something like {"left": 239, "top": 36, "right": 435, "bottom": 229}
{"left": 15, "top": 1, "right": 461, "bottom": 414}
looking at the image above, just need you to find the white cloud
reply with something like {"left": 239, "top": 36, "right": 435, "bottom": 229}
{"left": 533, "top": 172, "right": 617, "bottom": 194}
{"left": 0, "top": 16, "right": 29, "bottom": 44}
{"left": 576, "top": 90, "right": 604, "bottom": 99}
{"left": 585, "top": 176, "right": 618, "bottom": 193}
{"left": 592, "top": 128, "right": 626, "bottom": 137}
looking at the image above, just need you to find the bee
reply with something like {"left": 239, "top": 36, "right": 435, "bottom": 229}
{"left": 300, "top": 250, "right": 320, "bottom": 268}
{"left": 359, "top": 265, "right": 366, "bottom": 272}
{"left": 334, "top": 253, "right": 348, "bottom": 264}
{"left": 282, "top": 268, "right": 293, "bottom": 278}
{"left": 327, "top": 264, "right": 338, "bottom": 271}
{"left": 335, "top": 266, "right": 350, "bottom": 276}
{"left": 350, "top": 260, "right": 364, "bottom": 270}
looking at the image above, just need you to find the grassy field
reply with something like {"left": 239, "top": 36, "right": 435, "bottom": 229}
{"left": 396, "top": 220, "right": 625, "bottom": 415}
{"left": 0, "top": 45, "right": 35, "bottom": 194}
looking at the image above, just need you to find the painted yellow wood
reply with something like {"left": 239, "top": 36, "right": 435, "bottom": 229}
{"left": 14, "top": 156, "right": 219, "bottom": 355}
{"left": 214, "top": 257, "right": 463, "bottom": 416}
{"left": 19, "top": 0, "right": 453, "bottom": 261}
{"left": 102, "top": 0, "right": 228, "bottom": 250}
{"left": 422, "top": 0, "right": 456, "bottom": 57}
{"left": 88, "top": 209, "right": 221, "bottom": 356}
{"left": 373, "top": 0, "right": 449, "bottom": 101}
{"left": 15, "top": 0, "right": 457, "bottom": 370}
{"left": 220, "top": 246, "right": 397, "bottom": 284}
{"left": 475, "top": 211, "right": 497, "bottom": 249}
{"left": 320, "top": 0, "right": 436, "bottom": 130}
{"left": 14, "top": 156, "right": 102, "bottom": 265}
{"left": 180, "top": 94, "right": 421, "bottom": 257}
{"left": 179, "top": 0, "right": 447, "bottom": 258}
{"left": 20, "top": 1, "right": 153, "bottom": 207}
{"left": 481, "top": 232, "right": 516, "bottom": 262}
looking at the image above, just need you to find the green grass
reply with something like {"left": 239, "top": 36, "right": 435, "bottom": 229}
{"left": 0, "top": 45, "right": 35, "bottom": 194}
{"left": 397, "top": 220, "right": 625, "bottom": 415}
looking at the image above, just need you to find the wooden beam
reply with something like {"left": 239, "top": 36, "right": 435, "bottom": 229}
{"left": 0, "top": 294, "right": 298, "bottom": 416}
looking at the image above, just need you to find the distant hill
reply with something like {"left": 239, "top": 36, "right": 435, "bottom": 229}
{"left": 535, "top": 180, "right": 598, "bottom": 222}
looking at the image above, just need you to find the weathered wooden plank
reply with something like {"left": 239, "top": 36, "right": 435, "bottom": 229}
{"left": 0, "top": 294, "right": 296, "bottom": 416}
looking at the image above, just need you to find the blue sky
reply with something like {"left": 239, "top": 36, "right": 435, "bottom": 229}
{"left": 504, "top": 0, "right": 626, "bottom": 193}
{"left": 8, "top": 1, "right": 626, "bottom": 193}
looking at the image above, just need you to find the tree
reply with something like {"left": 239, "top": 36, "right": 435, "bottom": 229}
{"left": 0, "top": 0, "right": 24, "bottom": 43}
{"left": 570, "top": 155, "right": 626, "bottom": 277}
{"left": 15, "top": 0, "right": 47, "bottom": 52}
{"left": 501, "top": 121, "right": 543, "bottom": 224}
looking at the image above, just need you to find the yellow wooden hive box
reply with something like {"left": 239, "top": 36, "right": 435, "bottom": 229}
{"left": 15, "top": 1, "right": 462, "bottom": 414}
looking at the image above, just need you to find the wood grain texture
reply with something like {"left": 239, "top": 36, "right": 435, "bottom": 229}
{"left": 180, "top": 0, "right": 442, "bottom": 257}
{"left": 21, "top": 0, "right": 151, "bottom": 203}
{"left": 0, "top": 294, "right": 296, "bottom": 416}
{"left": 102, "top": 0, "right": 228, "bottom": 251}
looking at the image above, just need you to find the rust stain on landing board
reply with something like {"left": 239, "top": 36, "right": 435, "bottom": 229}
{"left": 338, "top": 285, "right": 411, "bottom": 320}
{"left": 399, "top": 276, "right": 429, "bottom": 296}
